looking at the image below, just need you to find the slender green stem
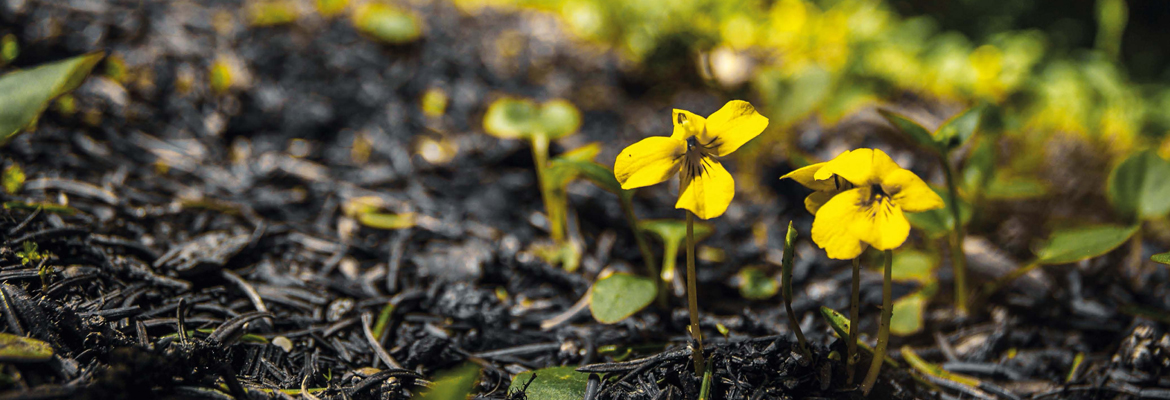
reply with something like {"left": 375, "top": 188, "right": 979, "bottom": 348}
{"left": 659, "top": 241, "right": 679, "bottom": 308}
{"left": 847, "top": 257, "right": 861, "bottom": 385}
{"left": 781, "top": 222, "right": 810, "bottom": 360}
{"left": 861, "top": 250, "right": 894, "bottom": 395}
{"left": 940, "top": 157, "right": 968, "bottom": 315}
{"left": 530, "top": 134, "right": 562, "bottom": 243}
{"left": 686, "top": 211, "right": 704, "bottom": 375}
{"left": 620, "top": 194, "right": 660, "bottom": 305}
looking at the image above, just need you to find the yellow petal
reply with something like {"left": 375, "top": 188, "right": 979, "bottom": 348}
{"left": 675, "top": 155, "right": 734, "bottom": 219}
{"left": 671, "top": 109, "right": 706, "bottom": 140}
{"left": 614, "top": 137, "right": 686, "bottom": 189}
{"left": 780, "top": 162, "right": 837, "bottom": 191}
{"left": 811, "top": 188, "right": 867, "bottom": 259}
{"left": 700, "top": 100, "right": 769, "bottom": 156}
{"left": 804, "top": 190, "right": 838, "bottom": 214}
{"left": 882, "top": 169, "right": 945, "bottom": 213}
{"left": 813, "top": 148, "right": 900, "bottom": 186}
{"left": 849, "top": 197, "right": 910, "bottom": 251}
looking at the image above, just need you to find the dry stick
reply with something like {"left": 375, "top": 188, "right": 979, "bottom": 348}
{"left": 361, "top": 312, "right": 402, "bottom": 369}
{"left": 940, "top": 160, "right": 968, "bottom": 315}
{"left": 781, "top": 222, "right": 810, "bottom": 359}
{"left": 848, "top": 257, "right": 861, "bottom": 385}
{"left": 686, "top": 211, "right": 704, "bottom": 375}
{"left": 861, "top": 250, "right": 894, "bottom": 395}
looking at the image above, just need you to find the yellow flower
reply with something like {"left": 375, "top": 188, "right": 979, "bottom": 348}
{"left": 781, "top": 149, "right": 944, "bottom": 259}
{"left": 614, "top": 101, "right": 769, "bottom": 219}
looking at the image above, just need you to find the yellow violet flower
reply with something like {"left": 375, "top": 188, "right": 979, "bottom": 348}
{"left": 782, "top": 148, "right": 944, "bottom": 259}
{"left": 614, "top": 100, "right": 769, "bottom": 219}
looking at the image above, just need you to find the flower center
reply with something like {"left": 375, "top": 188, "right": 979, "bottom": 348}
{"left": 686, "top": 136, "right": 699, "bottom": 151}
{"left": 865, "top": 183, "right": 892, "bottom": 205}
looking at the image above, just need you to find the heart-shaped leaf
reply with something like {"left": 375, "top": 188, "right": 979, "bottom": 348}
{"left": 510, "top": 366, "right": 590, "bottom": 400}
{"left": 878, "top": 109, "right": 940, "bottom": 153}
{"left": 1035, "top": 224, "right": 1139, "bottom": 265}
{"left": 419, "top": 362, "right": 481, "bottom": 400}
{"left": 0, "top": 51, "right": 105, "bottom": 144}
{"left": 0, "top": 333, "right": 53, "bottom": 363}
{"left": 1108, "top": 150, "right": 1170, "bottom": 221}
{"left": 589, "top": 273, "right": 656, "bottom": 324}
{"left": 538, "top": 99, "right": 582, "bottom": 139}
{"left": 483, "top": 98, "right": 581, "bottom": 141}
{"left": 934, "top": 106, "right": 983, "bottom": 150}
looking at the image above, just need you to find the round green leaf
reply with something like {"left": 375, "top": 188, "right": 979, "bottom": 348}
{"left": 419, "top": 362, "right": 481, "bottom": 400}
{"left": 1108, "top": 150, "right": 1170, "bottom": 221}
{"left": 510, "top": 366, "right": 590, "bottom": 400}
{"left": 1035, "top": 224, "right": 1139, "bottom": 265}
{"left": 589, "top": 273, "right": 656, "bottom": 324}
{"left": 891, "top": 250, "right": 937, "bottom": 283}
{"left": 639, "top": 219, "right": 713, "bottom": 245}
{"left": 0, "top": 51, "right": 105, "bottom": 144}
{"left": 0, "top": 333, "right": 53, "bottom": 363}
{"left": 351, "top": 3, "right": 422, "bottom": 44}
{"left": 538, "top": 99, "right": 581, "bottom": 139}
{"left": 890, "top": 293, "right": 927, "bottom": 336}
{"left": 483, "top": 98, "right": 538, "bottom": 139}
{"left": 1152, "top": 252, "right": 1170, "bottom": 265}
{"left": 736, "top": 266, "right": 778, "bottom": 300}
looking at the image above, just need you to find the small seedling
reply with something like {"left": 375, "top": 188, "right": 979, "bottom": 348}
{"left": 615, "top": 100, "right": 768, "bottom": 375}
{"left": 639, "top": 219, "right": 712, "bottom": 306}
{"left": 781, "top": 221, "right": 810, "bottom": 359}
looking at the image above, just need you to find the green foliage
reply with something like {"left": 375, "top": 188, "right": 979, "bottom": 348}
{"left": 0, "top": 52, "right": 105, "bottom": 144}
{"left": 2, "top": 164, "right": 24, "bottom": 194}
{"left": 1035, "top": 224, "right": 1139, "bottom": 265}
{"left": 16, "top": 242, "right": 51, "bottom": 266}
{"left": 590, "top": 273, "right": 656, "bottom": 323}
{"left": 1108, "top": 150, "right": 1170, "bottom": 221}
{"left": 878, "top": 106, "right": 982, "bottom": 153}
{"left": 735, "top": 266, "right": 777, "bottom": 300}
{"left": 483, "top": 98, "right": 582, "bottom": 140}
{"left": 0, "top": 333, "right": 53, "bottom": 363}
{"left": 419, "top": 362, "right": 481, "bottom": 400}
{"left": 879, "top": 110, "right": 938, "bottom": 152}
{"left": 352, "top": 3, "right": 423, "bottom": 44}
{"left": 1152, "top": 252, "right": 1170, "bottom": 265}
{"left": 891, "top": 250, "right": 937, "bottom": 283}
{"left": 905, "top": 185, "right": 972, "bottom": 238}
{"left": 357, "top": 212, "right": 416, "bottom": 230}
{"left": 510, "top": 366, "right": 590, "bottom": 400}
{"left": 890, "top": 290, "right": 928, "bottom": 336}
{"left": 0, "top": 34, "right": 17, "bottom": 65}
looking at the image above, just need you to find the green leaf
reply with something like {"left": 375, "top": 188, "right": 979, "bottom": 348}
{"left": 0, "top": 333, "right": 53, "bottom": 363}
{"left": 357, "top": 212, "right": 416, "bottom": 230}
{"left": 891, "top": 250, "right": 937, "bottom": 283}
{"left": 351, "top": 3, "right": 422, "bottom": 44}
{"left": 819, "top": 306, "right": 852, "bottom": 340}
{"left": 985, "top": 175, "right": 1049, "bottom": 200}
{"left": 736, "top": 266, "right": 778, "bottom": 300}
{"left": 961, "top": 137, "right": 995, "bottom": 194}
{"left": 639, "top": 219, "right": 713, "bottom": 245}
{"left": 0, "top": 51, "right": 105, "bottom": 144}
{"left": 890, "top": 293, "right": 926, "bottom": 336}
{"left": 3, "top": 163, "right": 24, "bottom": 194}
{"left": 934, "top": 106, "right": 983, "bottom": 150}
{"left": 538, "top": 99, "right": 582, "bottom": 139}
{"left": 510, "top": 366, "right": 590, "bottom": 400}
{"left": 1108, "top": 150, "right": 1170, "bottom": 221}
{"left": 771, "top": 67, "right": 831, "bottom": 126}
{"left": 1152, "top": 252, "right": 1170, "bottom": 265}
{"left": 419, "top": 362, "right": 481, "bottom": 400}
{"left": 878, "top": 109, "right": 940, "bottom": 153}
{"left": 589, "top": 273, "right": 656, "bottom": 324}
{"left": 905, "top": 185, "right": 972, "bottom": 238}
{"left": 1035, "top": 224, "right": 1139, "bottom": 265}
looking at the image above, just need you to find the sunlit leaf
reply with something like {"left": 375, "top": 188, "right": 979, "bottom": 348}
{"left": 878, "top": 109, "right": 940, "bottom": 153}
{"left": 1035, "top": 224, "right": 1139, "bottom": 265}
{"left": 0, "top": 333, "right": 52, "bottom": 363}
{"left": 736, "top": 266, "right": 777, "bottom": 300}
{"left": 483, "top": 98, "right": 537, "bottom": 139}
{"left": 934, "top": 106, "right": 983, "bottom": 150}
{"left": 590, "top": 273, "right": 656, "bottom": 324}
{"left": 510, "top": 366, "right": 590, "bottom": 400}
{"left": 538, "top": 99, "right": 582, "bottom": 139}
{"left": 1, "top": 34, "right": 18, "bottom": 64}
{"left": 818, "top": 306, "right": 901, "bottom": 367}
{"left": 891, "top": 250, "right": 937, "bottom": 283}
{"left": 1152, "top": 252, "right": 1170, "bottom": 265}
{"left": 1108, "top": 150, "right": 1170, "bottom": 221}
{"left": 0, "top": 51, "right": 104, "bottom": 144}
{"left": 352, "top": 3, "right": 422, "bottom": 44}
{"left": 890, "top": 292, "right": 926, "bottom": 336}
{"left": 357, "top": 212, "right": 416, "bottom": 230}
{"left": 3, "top": 164, "right": 24, "bottom": 194}
{"left": 419, "top": 362, "right": 481, "bottom": 400}
{"left": 639, "top": 219, "right": 713, "bottom": 245}
{"left": 246, "top": 0, "right": 301, "bottom": 27}
{"left": 905, "top": 185, "right": 972, "bottom": 238}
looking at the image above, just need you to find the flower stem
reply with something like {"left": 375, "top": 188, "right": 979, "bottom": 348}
{"left": 620, "top": 193, "right": 660, "bottom": 305}
{"left": 686, "top": 211, "right": 704, "bottom": 375}
{"left": 530, "top": 134, "right": 563, "bottom": 243}
{"left": 861, "top": 249, "right": 894, "bottom": 395}
{"left": 847, "top": 257, "right": 860, "bottom": 385}
{"left": 940, "top": 158, "right": 968, "bottom": 315}
{"left": 781, "top": 222, "right": 810, "bottom": 360}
